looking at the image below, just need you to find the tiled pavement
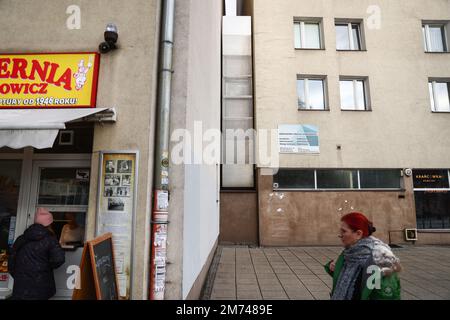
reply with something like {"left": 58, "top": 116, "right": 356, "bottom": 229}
{"left": 202, "top": 245, "right": 450, "bottom": 300}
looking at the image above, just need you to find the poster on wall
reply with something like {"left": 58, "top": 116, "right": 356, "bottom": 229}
{"left": 96, "top": 152, "right": 138, "bottom": 300}
{"left": 151, "top": 223, "right": 167, "bottom": 299}
{"left": 0, "top": 53, "right": 99, "bottom": 109}
{"left": 278, "top": 124, "right": 319, "bottom": 154}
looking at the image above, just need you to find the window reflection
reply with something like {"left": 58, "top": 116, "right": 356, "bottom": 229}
{"left": 297, "top": 79, "right": 306, "bottom": 108}
{"left": 336, "top": 25, "right": 350, "bottom": 50}
{"left": 340, "top": 80, "right": 367, "bottom": 110}
{"left": 38, "top": 168, "right": 90, "bottom": 206}
{"left": 317, "top": 170, "right": 358, "bottom": 189}
{"left": 340, "top": 80, "right": 355, "bottom": 109}
{"left": 309, "top": 80, "right": 325, "bottom": 109}
{"left": 434, "top": 82, "right": 450, "bottom": 111}
{"left": 352, "top": 25, "right": 361, "bottom": 50}
{"left": 297, "top": 78, "right": 326, "bottom": 110}
{"left": 304, "top": 23, "right": 321, "bottom": 49}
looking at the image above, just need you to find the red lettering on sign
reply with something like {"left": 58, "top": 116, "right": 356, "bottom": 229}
{"left": 0, "top": 58, "right": 74, "bottom": 91}
{"left": 9, "top": 83, "right": 26, "bottom": 94}
{"left": 0, "top": 83, "right": 10, "bottom": 94}
{"left": 45, "top": 63, "right": 59, "bottom": 85}
{"left": 39, "top": 83, "right": 48, "bottom": 94}
{"left": 0, "top": 58, "right": 10, "bottom": 78}
{"left": 10, "top": 58, "right": 28, "bottom": 79}
{"left": 29, "top": 83, "right": 40, "bottom": 94}
{"left": 55, "top": 68, "right": 72, "bottom": 91}
{"left": 28, "top": 60, "right": 50, "bottom": 82}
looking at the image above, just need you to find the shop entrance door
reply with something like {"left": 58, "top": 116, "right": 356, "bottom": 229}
{"left": 413, "top": 169, "right": 450, "bottom": 230}
{"left": 26, "top": 160, "right": 91, "bottom": 299}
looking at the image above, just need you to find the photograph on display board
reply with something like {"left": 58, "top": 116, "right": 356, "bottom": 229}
{"left": 121, "top": 175, "right": 132, "bottom": 186}
{"left": 105, "top": 160, "right": 116, "bottom": 173}
{"left": 108, "top": 198, "right": 125, "bottom": 212}
{"left": 117, "top": 187, "right": 131, "bottom": 197}
{"left": 104, "top": 187, "right": 118, "bottom": 197}
{"left": 105, "top": 175, "right": 121, "bottom": 186}
{"left": 117, "top": 160, "right": 132, "bottom": 174}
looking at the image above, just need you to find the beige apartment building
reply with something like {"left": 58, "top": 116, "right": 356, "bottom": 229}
{"left": 221, "top": 0, "right": 450, "bottom": 247}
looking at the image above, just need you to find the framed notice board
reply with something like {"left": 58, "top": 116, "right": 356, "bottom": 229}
{"left": 72, "top": 233, "right": 119, "bottom": 300}
{"left": 96, "top": 151, "right": 139, "bottom": 299}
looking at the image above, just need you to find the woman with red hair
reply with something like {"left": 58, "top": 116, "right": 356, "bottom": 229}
{"left": 324, "top": 212, "right": 402, "bottom": 300}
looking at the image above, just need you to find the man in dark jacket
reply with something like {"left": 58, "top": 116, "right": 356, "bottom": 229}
{"left": 8, "top": 208, "right": 65, "bottom": 300}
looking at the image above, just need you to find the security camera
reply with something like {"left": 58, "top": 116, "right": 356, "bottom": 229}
{"left": 99, "top": 41, "right": 115, "bottom": 54}
{"left": 99, "top": 23, "right": 118, "bottom": 54}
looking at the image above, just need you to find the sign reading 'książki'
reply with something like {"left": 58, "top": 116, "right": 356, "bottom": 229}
{"left": 0, "top": 53, "right": 99, "bottom": 108}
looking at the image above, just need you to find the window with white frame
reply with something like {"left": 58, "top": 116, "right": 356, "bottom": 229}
{"left": 339, "top": 78, "right": 369, "bottom": 110}
{"left": 294, "top": 19, "right": 323, "bottom": 49}
{"left": 423, "top": 23, "right": 449, "bottom": 52}
{"left": 335, "top": 22, "right": 363, "bottom": 50}
{"left": 429, "top": 79, "right": 450, "bottom": 112}
{"left": 297, "top": 76, "right": 327, "bottom": 110}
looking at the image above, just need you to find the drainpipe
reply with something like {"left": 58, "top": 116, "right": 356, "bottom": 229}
{"left": 150, "top": 0, "right": 175, "bottom": 300}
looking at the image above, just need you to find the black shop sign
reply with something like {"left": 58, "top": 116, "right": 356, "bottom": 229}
{"left": 413, "top": 169, "right": 449, "bottom": 189}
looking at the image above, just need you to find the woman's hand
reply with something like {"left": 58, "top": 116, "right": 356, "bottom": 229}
{"left": 329, "top": 260, "right": 336, "bottom": 272}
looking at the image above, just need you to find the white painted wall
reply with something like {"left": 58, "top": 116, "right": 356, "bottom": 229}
{"left": 182, "top": 0, "right": 222, "bottom": 299}
{"left": 225, "top": 0, "right": 237, "bottom": 16}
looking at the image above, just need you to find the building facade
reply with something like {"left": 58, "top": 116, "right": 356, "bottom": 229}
{"left": 0, "top": 0, "right": 222, "bottom": 300}
{"left": 252, "top": 0, "right": 450, "bottom": 246}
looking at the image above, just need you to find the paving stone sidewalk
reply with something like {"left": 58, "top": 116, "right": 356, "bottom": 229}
{"left": 202, "top": 245, "right": 450, "bottom": 300}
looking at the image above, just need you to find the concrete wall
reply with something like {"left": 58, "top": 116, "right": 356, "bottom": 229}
{"left": 0, "top": 0, "right": 161, "bottom": 299}
{"left": 167, "top": 0, "right": 222, "bottom": 299}
{"left": 182, "top": 0, "right": 222, "bottom": 300}
{"left": 253, "top": 0, "right": 450, "bottom": 169}
{"left": 416, "top": 232, "right": 450, "bottom": 245}
{"left": 258, "top": 169, "right": 417, "bottom": 246}
{"left": 219, "top": 192, "right": 259, "bottom": 245}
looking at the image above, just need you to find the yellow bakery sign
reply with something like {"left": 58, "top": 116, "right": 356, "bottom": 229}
{"left": 0, "top": 53, "right": 99, "bottom": 109}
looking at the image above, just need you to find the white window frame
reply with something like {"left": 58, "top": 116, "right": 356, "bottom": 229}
{"left": 297, "top": 76, "right": 327, "bottom": 110}
{"left": 339, "top": 77, "right": 370, "bottom": 111}
{"left": 336, "top": 22, "right": 363, "bottom": 50}
{"left": 423, "top": 22, "right": 449, "bottom": 52}
{"left": 294, "top": 19, "right": 324, "bottom": 49}
{"left": 429, "top": 79, "right": 450, "bottom": 112}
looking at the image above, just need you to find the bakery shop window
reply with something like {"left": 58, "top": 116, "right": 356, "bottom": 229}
{"left": 53, "top": 212, "right": 86, "bottom": 249}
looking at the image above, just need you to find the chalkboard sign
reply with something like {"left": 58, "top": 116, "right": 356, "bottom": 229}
{"left": 72, "top": 233, "right": 119, "bottom": 300}
{"left": 89, "top": 233, "right": 119, "bottom": 300}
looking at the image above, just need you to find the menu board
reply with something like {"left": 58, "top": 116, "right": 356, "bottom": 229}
{"left": 90, "top": 234, "right": 118, "bottom": 300}
{"left": 96, "top": 152, "right": 138, "bottom": 299}
{"left": 72, "top": 233, "right": 118, "bottom": 300}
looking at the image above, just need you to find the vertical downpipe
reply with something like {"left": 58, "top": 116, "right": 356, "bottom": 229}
{"left": 150, "top": 0, "right": 175, "bottom": 300}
